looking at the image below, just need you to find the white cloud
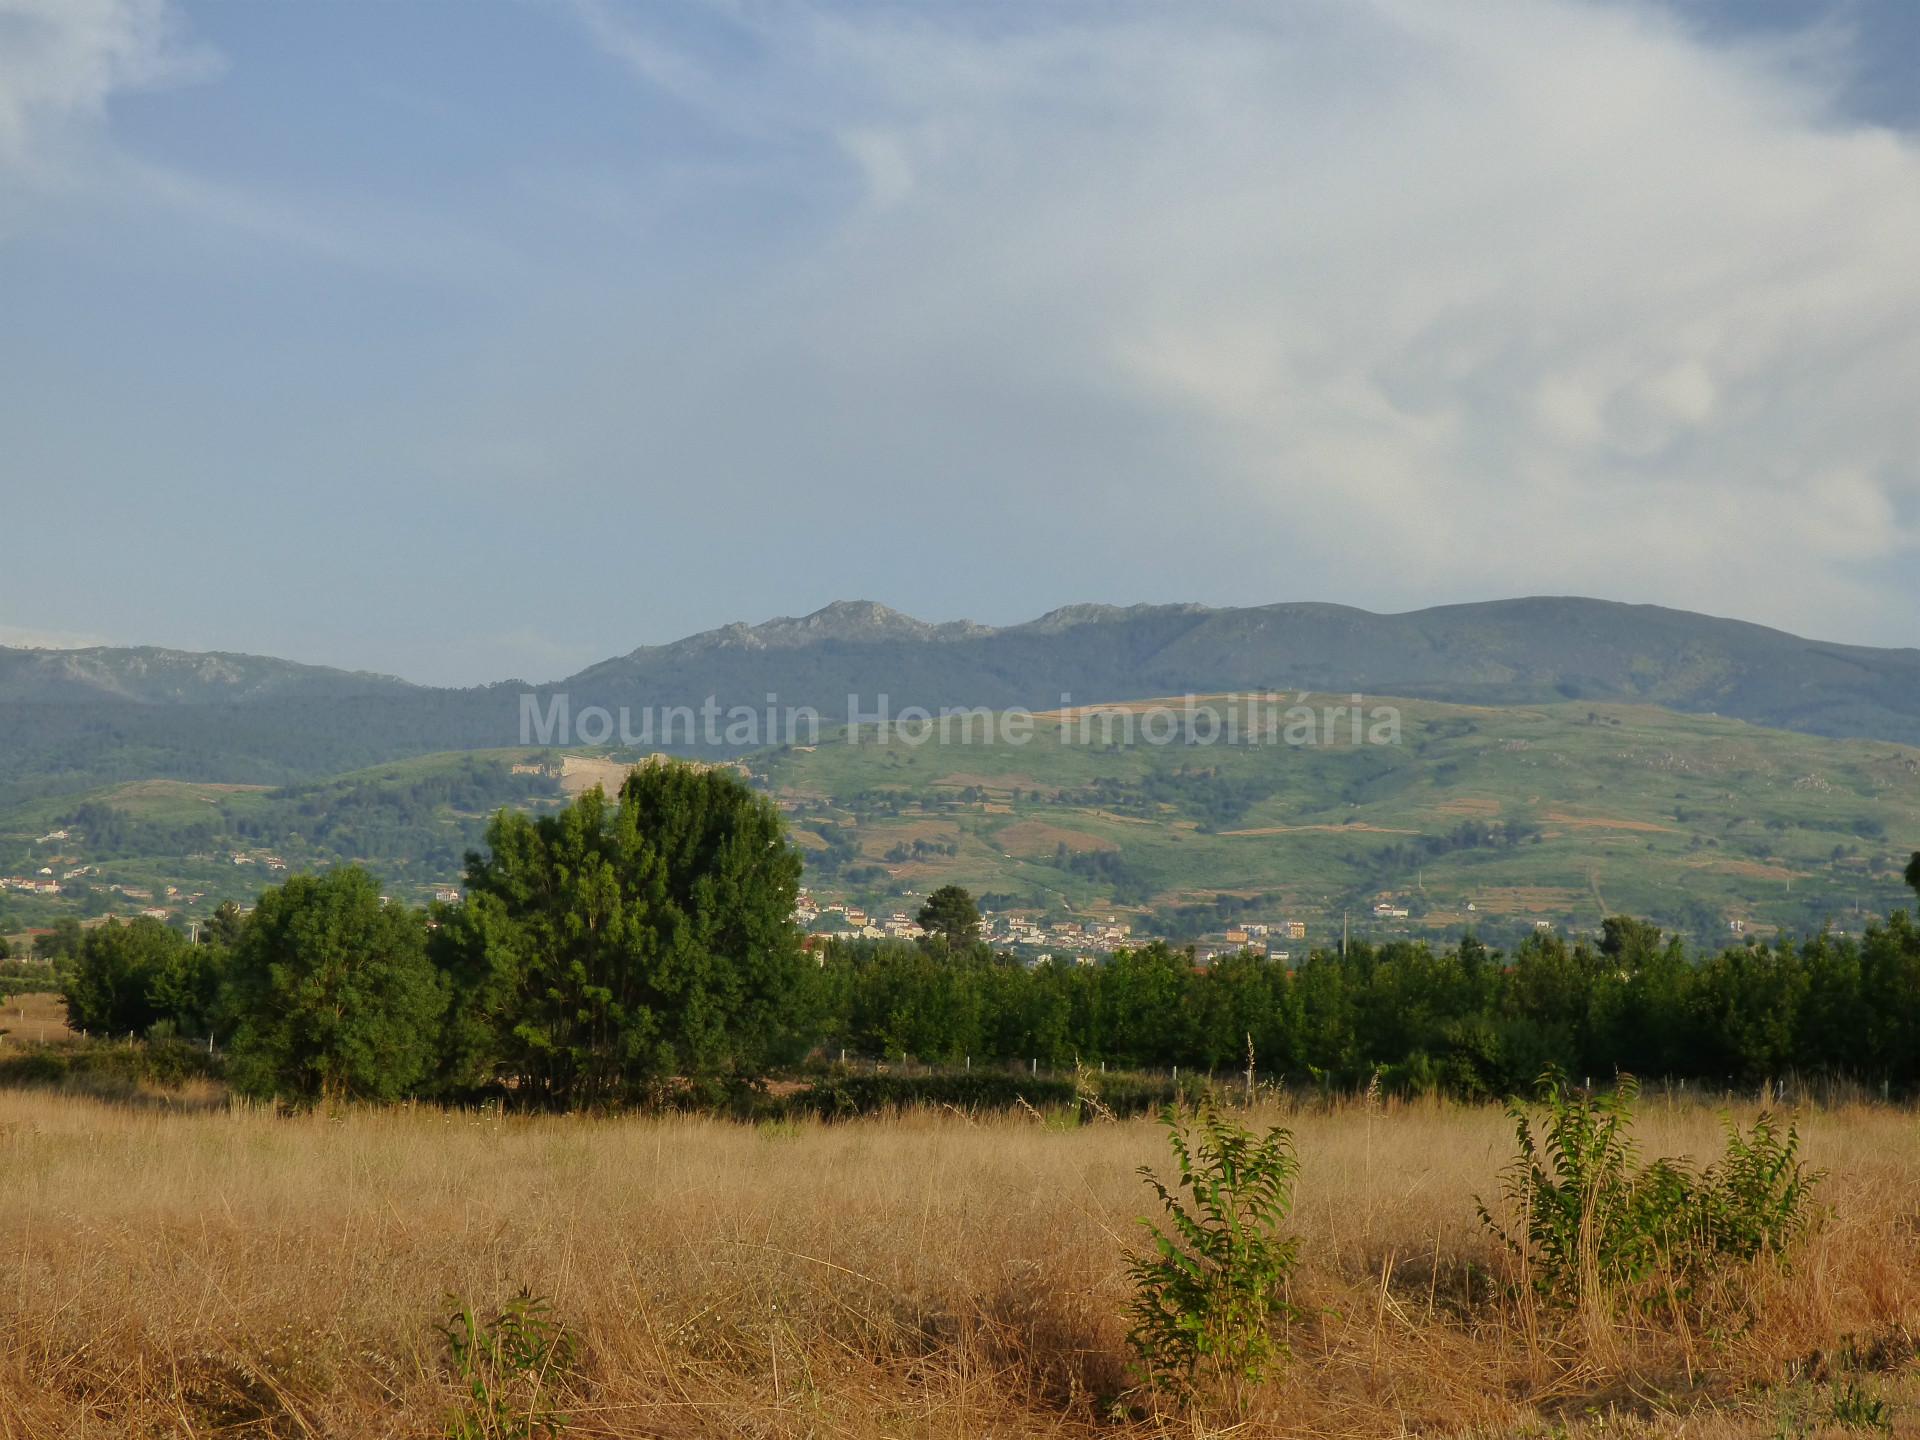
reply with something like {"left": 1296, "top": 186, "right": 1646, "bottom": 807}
{"left": 0, "top": 0, "right": 213, "bottom": 168}
{"left": 568, "top": 0, "right": 1920, "bottom": 642}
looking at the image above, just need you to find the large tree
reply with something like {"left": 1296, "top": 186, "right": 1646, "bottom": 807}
{"left": 1907, "top": 851, "right": 1919, "bottom": 901}
{"left": 915, "top": 885, "right": 982, "bottom": 952}
{"left": 437, "top": 763, "right": 811, "bottom": 1108}
{"left": 224, "top": 867, "right": 444, "bottom": 1104}
{"left": 62, "top": 917, "right": 188, "bottom": 1037}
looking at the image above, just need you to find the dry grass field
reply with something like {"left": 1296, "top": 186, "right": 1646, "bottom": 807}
{"left": 0, "top": 991, "right": 77, "bottom": 1047}
{"left": 2, "top": 1092, "right": 1919, "bottom": 1438}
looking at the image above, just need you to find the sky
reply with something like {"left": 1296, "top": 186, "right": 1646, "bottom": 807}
{"left": 1, "top": 0, "right": 1916, "bottom": 686}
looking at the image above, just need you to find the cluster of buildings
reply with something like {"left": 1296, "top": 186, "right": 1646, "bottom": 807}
{"left": 1191, "top": 920, "right": 1309, "bottom": 964}
{"left": 792, "top": 892, "right": 925, "bottom": 941}
{"left": 985, "top": 912, "right": 1134, "bottom": 955}
{"left": 1, "top": 861, "right": 100, "bottom": 894}
{"left": 793, "top": 889, "right": 1144, "bottom": 961}
{"left": 792, "top": 887, "right": 1327, "bottom": 966}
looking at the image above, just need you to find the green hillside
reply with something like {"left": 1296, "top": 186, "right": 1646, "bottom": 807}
{"left": 2, "top": 698, "right": 1915, "bottom": 952}
{"left": 0, "top": 752, "right": 563, "bottom": 935}
{"left": 755, "top": 695, "right": 1920, "bottom": 947}
{"left": 5, "top": 599, "right": 1920, "bottom": 816}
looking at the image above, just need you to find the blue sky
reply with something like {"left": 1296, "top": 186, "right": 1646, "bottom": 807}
{"left": 2, "top": 0, "right": 1916, "bottom": 684}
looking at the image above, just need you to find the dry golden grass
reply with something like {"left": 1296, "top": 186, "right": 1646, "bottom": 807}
{"left": 0, "top": 991, "right": 74, "bottom": 1046}
{"left": 2, "top": 1091, "right": 1918, "bottom": 1438}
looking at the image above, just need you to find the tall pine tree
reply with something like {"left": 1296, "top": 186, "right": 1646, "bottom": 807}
{"left": 437, "top": 763, "right": 811, "bottom": 1108}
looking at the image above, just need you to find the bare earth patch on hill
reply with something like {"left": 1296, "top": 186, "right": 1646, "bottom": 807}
{"left": 1544, "top": 811, "right": 1679, "bottom": 833}
{"left": 1220, "top": 823, "right": 1419, "bottom": 836}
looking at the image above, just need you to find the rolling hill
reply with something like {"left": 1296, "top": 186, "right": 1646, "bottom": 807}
{"left": 753, "top": 694, "right": 1920, "bottom": 947}
{"left": 3, "top": 694, "right": 1915, "bottom": 952}
{"left": 3, "top": 596, "right": 1918, "bottom": 811}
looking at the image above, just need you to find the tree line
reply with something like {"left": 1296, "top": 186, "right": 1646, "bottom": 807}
{"left": 47, "top": 765, "right": 811, "bottom": 1107}
{"left": 31, "top": 766, "right": 1920, "bottom": 1107}
{"left": 814, "top": 911, "right": 1920, "bottom": 1097}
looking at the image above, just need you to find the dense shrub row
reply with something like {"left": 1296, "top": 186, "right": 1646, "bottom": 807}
{"left": 0, "top": 1038, "right": 220, "bottom": 1095}
{"left": 787, "top": 1068, "right": 1202, "bottom": 1120}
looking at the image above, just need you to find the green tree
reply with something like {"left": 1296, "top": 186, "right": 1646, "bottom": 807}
{"left": 202, "top": 899, "right": 249, "bottom": 949}
{"left": 147, "top": 939, "right": 228, "bottom": 1041}
{"left": 1905, "top": 851, "right": 1919, "bottom": 901}
{"left": 1096, "top": 942, "right": 1195, "bottom": 1067}
{"left": 62, "top": 917, "right": 187, "bottom": 1036}
{"left": 223, "top": 867, "right": 445, "bottom": 1104}
{"left": 437, "top": 763, "right": 811, "bottom": 1108}
{"left": 915, "top": 885, "right": 982, "bottom": 952}
{"left": 34, "top": 917, "right": 83, "bottom": 965}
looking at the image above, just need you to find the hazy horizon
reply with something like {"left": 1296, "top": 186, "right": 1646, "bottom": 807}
{"left": 6, "top": 590, "right": 1919, "bottom": 693}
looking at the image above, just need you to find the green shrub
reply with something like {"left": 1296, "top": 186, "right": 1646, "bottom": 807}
{"left": 1094, "top": 1071, "right": 1211, "bottom": 1118}
{"left": 791, "top": 1068, "right": 1205, "bottom": 1120}
{"left": 0, "top": 1041, "right": 221, "bottom": 1095}
{"left": 439, "top": 1290, "right": 578, "bottom": 1440}
{"left": 1695, "top": 1110, "right": 1822, "bottom": 1262}
{"left": 1478, "top": 1070, "right": 1822, "bottom": 1309}
{"left": 796, "top": 1070, "right": 1074, "bottom": 1117}
{"left": 0, "top": 959, "right": 63, "bottom": 996}
{"left": 1125, "top": 1102, "right": 1301, "bottom": 1393}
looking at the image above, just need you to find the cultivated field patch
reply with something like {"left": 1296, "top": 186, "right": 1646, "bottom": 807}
{"left": 997, "top": 820, "right": 1119, "bottom": 856}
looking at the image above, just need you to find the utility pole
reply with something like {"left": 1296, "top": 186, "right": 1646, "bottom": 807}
{"left": 1342, "top": 910, "right": 1349, "bottom": 957}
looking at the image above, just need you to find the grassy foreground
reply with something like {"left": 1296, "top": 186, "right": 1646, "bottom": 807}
{"left": 3, "top": 1093, "right": 1918, "bottom": 1438}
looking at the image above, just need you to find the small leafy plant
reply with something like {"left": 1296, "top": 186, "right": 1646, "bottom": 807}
{"left": 439, "top": 1290, "right": 579, "bottom": 1440}
{"left": 1478, "top": 1070, "right": 1823, "bottom": 1310}
{"left": 1125, "top": 1101, "right": 1302, "bottom": 1394}
{"left": 1829, "top": 1379, "right": 1895, "bottom": 1434}
{"left": 1695, "top": 1109, "right": 1822, "bottom": 1262}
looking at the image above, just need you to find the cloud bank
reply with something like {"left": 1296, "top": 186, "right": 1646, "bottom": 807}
{"left": 0, "top": 0, "right": 210, "bottom": 167}
{"left": 3, "top": 0, "right": 1918, "bottom": 680}
{"left": 560, "top": 0, "right": 1919, "bottom": 644}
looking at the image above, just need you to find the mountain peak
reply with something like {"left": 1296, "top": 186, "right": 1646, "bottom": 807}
{"left": 1016, "top": 602, "right": 1211, "bottom": 634}
{"left": 660, "top": 601, "right": 992, "bottom": 655}
{"left": 788, "top": 600, "right": 925, "bottom": 637}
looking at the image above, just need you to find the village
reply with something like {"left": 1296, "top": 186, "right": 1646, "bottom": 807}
{"left": 789, "top": 887, "right": 1313, "bottom": 965}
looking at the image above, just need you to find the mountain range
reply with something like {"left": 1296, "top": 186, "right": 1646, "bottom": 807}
{"left": 2, "top": 597, "right": 1917, "bottom": 803}
{"left": 0, "top": 646, "right": 415, "bottom": 706}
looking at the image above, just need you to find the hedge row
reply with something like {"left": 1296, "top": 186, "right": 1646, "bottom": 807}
{"left": 0, "top": 1039, "right": 222, "bottom": 1095}
{"left": 785, "top": 1068, "right": 1209, "bottom": 1119}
